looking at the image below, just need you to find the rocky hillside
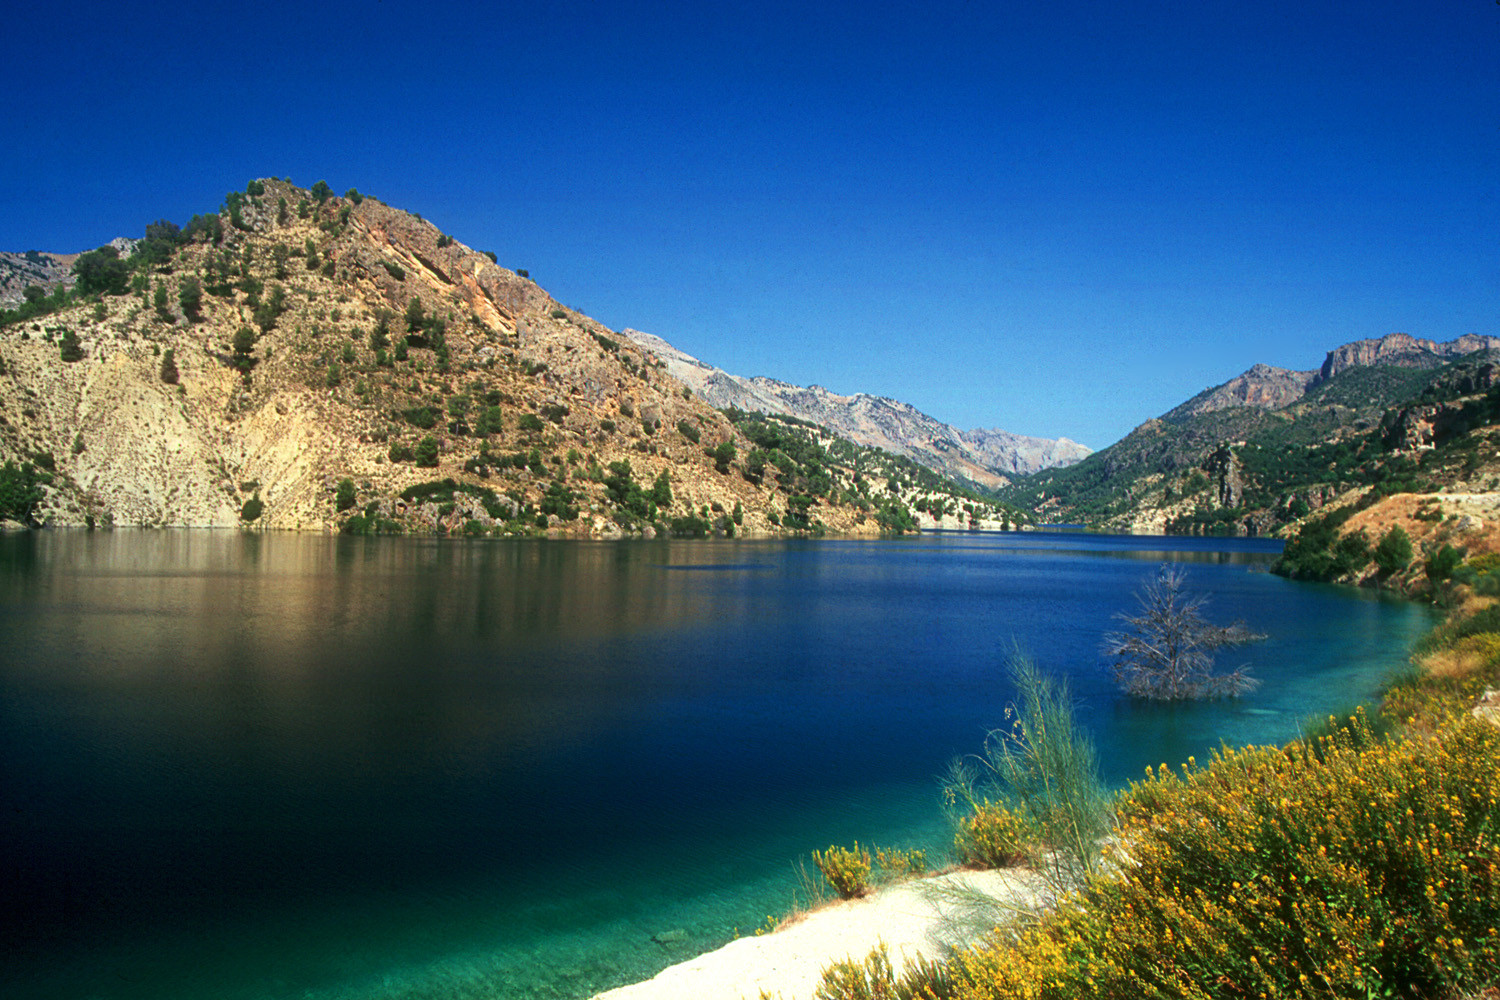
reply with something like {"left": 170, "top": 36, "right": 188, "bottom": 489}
{"left": 0, "top": 179, "right": 976, "bottom": 538}
{"left": 621, "top": 328, "right": 1091, "bottom": 488}
{"left": 1000, "top": 335, "right": 1500, "bottom": 535}
{"left": 0, "top": 251, "right": 78, "bottom": 307}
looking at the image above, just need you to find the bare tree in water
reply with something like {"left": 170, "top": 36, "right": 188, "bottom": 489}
{"left": 1102, "top": 564, "right": 1264, "bottom": 700}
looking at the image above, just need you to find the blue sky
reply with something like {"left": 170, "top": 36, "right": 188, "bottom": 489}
{"left": 2, "top": 0, "right": 1495, "bottom": 449}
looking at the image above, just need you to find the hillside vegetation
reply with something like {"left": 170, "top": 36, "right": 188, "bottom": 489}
{"left": 0, "top": 179, "right": 1001, "bottom": 537}
{"left": 999, "top": 345, "right": 1500, "bottom": 536}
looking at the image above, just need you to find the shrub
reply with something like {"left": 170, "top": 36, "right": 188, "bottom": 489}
{"left": 0, "top": 460, "right": 48, "bottom": 523}
{"left": 811, "top": 843, "right": 872, "bottom": 899}
{"left": 414, "top": 435, "right": 440, "bottom": 468}
{"left": 401, "top": 406, "right": 438, "bottom": 429}
{"left": 816, "top": 944, "right": 956, "bottom": 1000}
{"left": 711, "top": 440, "right": 736, "bottom": 474}
{"left": 946, "top": 654, "right": 1111, "bottom": 893}
{"left": 951, "top": 800, "right": 1035, "bottom": 869}
{"left": 382, "top": 260, "right": 406, "bottom": 281}
{"left": 344, "top": 188, "right": 363, "bottom": 204}
{"left": 160, "top": 348, "right": 179, "bottom": 384}
{"left": 1427, "top": 543, "right": 1466, "bottom": 582}
{"left": 178, "top": 275, "right": 203, "bottom": 322}
{"left": 388, "top": 441, "right": 415, "bottom": 463}
{"left": 950, "top": 714, "right": 1500, "bottom": 1000}
{"left": 518, "top": 413, "right": 545, "bottom": 432}
{"left": 240, "top": 492, "right": 264, "bottom": 522}
{"left": 677, "top": 419, "right": 701, "bottom": 444}
{"left": 669, "top": 514, "right": 710, "bottom": 537}
{"left": 1374, "top": 524, "right": 1415, "bottom": 575}
{"left": 873, "top": 846, "right": 928, "bottom": 879}
{"left": 540, "top": 403, "right": 569, "bottom": 424}
{"left": 335, "top": 478, "right": 356, "bottom": 511}
{"left": 58, "top": 329, "right": 84, "bottom": 362}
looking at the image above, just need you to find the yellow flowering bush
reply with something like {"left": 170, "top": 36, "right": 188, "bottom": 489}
{"left": 875, "top": 846, "right": 930, "bottom": 880}
{"left": 814, "top": 843, "right": 873, "bottom": 899}
{"left": 947, "top": 714, "right": 1500, "bottom": 999}
{"left": 953, "top": 801, "right": 1038, "bottom": 869}
{"left": 815, "top": 943, "right": 955, "bottom": 1000}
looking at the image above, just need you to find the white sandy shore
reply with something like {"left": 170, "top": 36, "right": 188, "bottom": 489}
{"left": 594, "top": 868, "right": 1040, "bottom": 1000}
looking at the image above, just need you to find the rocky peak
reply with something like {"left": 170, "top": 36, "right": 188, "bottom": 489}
{"left": 1168, "top": 364, "right": 1317, "bottom": 419}
{"left": 1315, "top": 332, "right": 1500, "bottom": 385}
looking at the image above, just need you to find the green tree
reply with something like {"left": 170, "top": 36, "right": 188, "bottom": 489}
{"left": 1373, "top": 525, "right": 1414, "bottom": 575}
{"left": 160, "top": 348, "right": 179, "bottom": 384}
{"left": 405, "top": 296, "right": 426, "bottom": 332}
{"left": 58, "top": 329, "right": 84, "bottom": 362}
{"left": 369, "top": 312, "right": 390, "bottom": 351}
{"left": 1426, "top": 543, "right": 1466, "bottom": 582}
{"left": 0, "top": 460, "right": 48, "bottom": 524}
{"left": 474, "top": 405, "right": 503, "bottom": 436}
{"left": 178, "top": 275, "right": 203, "bottom": 322}
{"left": 135, "top": 219, "right": 182, "bottom": 268}
{"left": 153, "top": 282, "right": 173, "bottom": 322}
{"left": 310, "top": 180, "right": 333, "bottom": 204}
{"left": 415, "top": 435, "right": 440, "bottom": 468}
{"left": 240, "top": 492, "right": 264, "bottom": 522}
{"left": 344, "top": 188, "right": 363, "bottom": 204}
{"left": 335, "top": 478, "right": 357, "bottom": 512}
{"left": 253, "top": 284, "right": 286, "bottom": 334}
{"left": 232, "top": 326, "right": 257, "bottom": 372}
{"left": 711, "top": 440, "right": 736, "bottom": 474}
{"left": 72, "top": 246, "right": 130, "bottom": 296}
{"left": 650, "top": 470, "right": 673, "bottom": 508}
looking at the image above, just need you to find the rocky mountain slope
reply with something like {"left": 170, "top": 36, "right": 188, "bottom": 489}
{"left": 0, "top": 180, "right": 991, "bottom": 537}
{"left": 620, "top": 329, "right": 1091, "bottom": 489}
{"left": 1000, "top": 334, "right": 1500, "bottom": 535}
{"left": 0, "top": 251, "right": 79, "bottom": 307}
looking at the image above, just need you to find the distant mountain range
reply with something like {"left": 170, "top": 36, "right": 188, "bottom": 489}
{"left": 620, "top": 329, "right": 1092, "bottom": 489}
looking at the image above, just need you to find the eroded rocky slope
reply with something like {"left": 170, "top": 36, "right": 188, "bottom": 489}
{"left": 0, "top": 181, "right": 939, "bottom": 536}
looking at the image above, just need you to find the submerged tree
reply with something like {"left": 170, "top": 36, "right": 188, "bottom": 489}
{"left": 1102, "top": 564, "right": 1263, "bottom": 700}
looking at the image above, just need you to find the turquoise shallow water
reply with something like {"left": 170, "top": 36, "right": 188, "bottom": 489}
{"left": 0, "top": 531, "right": 1435, "bottom": 999}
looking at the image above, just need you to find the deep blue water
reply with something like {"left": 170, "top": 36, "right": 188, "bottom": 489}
{"left": 0, "top": 530, "right": 1435, "bottom": 999}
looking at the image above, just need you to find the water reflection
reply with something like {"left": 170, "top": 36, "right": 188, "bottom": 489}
{"left": 0, "top": 530, "right": 1436, "bottom": 1000}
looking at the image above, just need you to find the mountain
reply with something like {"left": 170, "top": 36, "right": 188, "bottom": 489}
{"left": 620, "top": 329, "right": 1091, "bottom": 489}
{"left": 999, "top": 333, "right": 1500, "bottom": 535}
{"left": 0, "top": 179, "right": 1012, "bottom": 538}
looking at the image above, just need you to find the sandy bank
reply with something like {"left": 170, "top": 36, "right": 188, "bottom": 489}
{"left": 594, "top": 868, "right": 1039, "bottom": 1000}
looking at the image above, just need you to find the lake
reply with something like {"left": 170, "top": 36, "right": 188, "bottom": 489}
{"left": 0, "top": 530, "right": 1434, "bottom": 999}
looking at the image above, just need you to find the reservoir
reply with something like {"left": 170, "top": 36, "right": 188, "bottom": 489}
{"left": 0, "top": 530, "right": 1435, "bottom": 999}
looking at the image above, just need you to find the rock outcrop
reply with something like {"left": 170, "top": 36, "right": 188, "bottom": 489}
{"left": 1314, "top": 333, "right": 1500, "bottom": 385}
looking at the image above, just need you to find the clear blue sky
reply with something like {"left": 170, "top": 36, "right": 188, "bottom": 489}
{"left": 2, "top": 1, "right": 1495, "bottom": 449}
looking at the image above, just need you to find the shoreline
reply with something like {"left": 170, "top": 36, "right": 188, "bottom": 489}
{"left": 592, "top": 867, "right": 1040, "bottom": 1000}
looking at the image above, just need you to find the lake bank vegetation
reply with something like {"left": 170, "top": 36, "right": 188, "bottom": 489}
{"left": 792, "top": 593, "right": 1500, "bottom": 1000}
